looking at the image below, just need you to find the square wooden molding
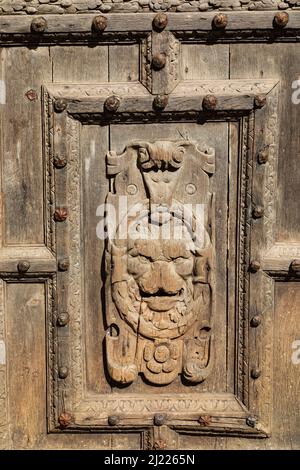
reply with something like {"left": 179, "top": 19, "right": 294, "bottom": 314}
{"left": 40, "top": 78, "right": 280, "bottom": 439}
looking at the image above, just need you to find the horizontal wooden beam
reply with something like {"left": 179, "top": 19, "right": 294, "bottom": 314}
{"left": 262, "top": 243, "right": 300, "bottom": 278}
{"left": 46, "top": 79, "right": 278, "bottom": 115}
{"left": 0, "top": 12, "right": 300, "bottom": 37}
{"left": 0, "top": 246, "right": 56, "bottom": 274}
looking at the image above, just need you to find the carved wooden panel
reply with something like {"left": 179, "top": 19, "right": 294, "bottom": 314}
{"left": 105, "top": 140, "right": 214, "bottom": 386}
{"left": 40, "top": 71, "right": 279, "bottom": 441}
{"left": 2, "top": 10, "right": 300, "bottom": 450}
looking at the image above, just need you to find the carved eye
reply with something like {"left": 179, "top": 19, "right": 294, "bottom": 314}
{"left": 139, "top": 148, "right": 149, "bottom": 164}
{"left": 173, "top": 256, "right": 187, "bottom": 263}
{"left": 139, "top": 255, "right": 149, "bottom": 264}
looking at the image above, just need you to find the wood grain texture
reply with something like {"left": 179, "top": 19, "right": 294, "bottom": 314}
{"left": 2, "top": 48, "right": 51, "bottom": 245}
{"left": 109, "top": 44, "right": 139, "bottom": 83}
{"left": 6, "top": 283, "right": 46, "bottom": 449}
{"left": 230, "top": 43, "right": 300, "bottom": 243}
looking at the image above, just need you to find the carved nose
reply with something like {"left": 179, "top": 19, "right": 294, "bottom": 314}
{"left": 140, "top": 261, "right": 183, "bottom": 295}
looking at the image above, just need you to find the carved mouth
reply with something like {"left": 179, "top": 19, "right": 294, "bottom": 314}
{"left": 141, "top": 288, "right": 183, "bottom": 311}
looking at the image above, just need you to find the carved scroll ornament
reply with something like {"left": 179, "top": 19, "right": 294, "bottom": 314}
{"left": 105, "top": 140, "right": 215, "bottom": 386}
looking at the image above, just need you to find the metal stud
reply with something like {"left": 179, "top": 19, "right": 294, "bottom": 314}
{"left": 249, "top": 260, "right": 261, "bottom": 273}
{"left": 58, "top": 259, "right": 69, "bottom": 272}
{"left": 290, "top": 259, "right": 300, "bottom": 273}
{"left": 213, "top": 13, "right": 228, "bottom": 29}
{"left": 153, "top": 95, "right": 168, "bottom": 111}
{"left": 198, "top": 415, "right": 212, "bottom": 426}
{"left": 154, "top": 414, "right": 166, "bottom": 426}
{"left": 202, "top": 94, "right": 217, "bottom": 111}
{"left": 31, "top": 17, "right": 47, "bottom": 33}
{"left": 153, "top": 13, "right": 168, "bottom": 32}
{"left": 18, "top": 260, "right": 30, "bottom": 273}
{"left": 250, "top": 315, "right": 261, "bottom": 328}
{"left": 58, "top": 412, "right": 73, "bottom": 429}
{"left": 92, "top": 15, "right": 108, "bottom": 33}
{"left": 104, "top": 95, "right": 120, "bottom": 113}
{"left": 254, "top": 95, "right": 267, "bottom": 109}
{"left": 54, "top": 207, "right": 68, "bottom": 222}
{"left": 53, "top": 156, "right": 67, "bottom": 169}
{"left": 108, "top": 415, "right": 120, "bottom": 426}
{"left": 153, "top": 439, "right": 167, "bottom": 450}
{"left": 57, "top": 312, "right": 70, "bottom": 327}
{"left": 54, "top": 98, "right": 67, "bottom": 113}
{"left": 273, "top": 12, "right": 289, "bottom": 28}
{"left": 251, "top": 368, "right": 261, "bottom": 379}
{"left": 152, "top": 53, "right": 166, "bottom": 71}
{"left": 246, "top": 416, "right": 257, "bottom": 428}
{"left": 58, "top": 366, "right": 69, "bottom": 379}
{"left": 252, "top": 205, "right": 264, "bottom": 219}
{"left": 257, "top": 148, "right": 269, "bottom": 164}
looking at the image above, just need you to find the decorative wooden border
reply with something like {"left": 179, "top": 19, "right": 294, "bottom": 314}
{"left": 42, "top": 77, "right": 279, "bottom": 438}
{"left": 1, "top": 12, "right": 300, "bottom": 45}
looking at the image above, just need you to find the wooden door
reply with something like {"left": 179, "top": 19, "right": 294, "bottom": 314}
{"left": 0, "top": 5, "right": 299, "bottom": 450}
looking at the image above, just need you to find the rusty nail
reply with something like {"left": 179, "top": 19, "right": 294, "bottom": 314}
{"left": 153, "top": 95, "right": 168, "bottom": 111}
{"left": 252, "top": 205, "right": 264, "bottom": 219}
{"left": 104, "top": 95, "right": 120, "bottom": 113}
{"left": 246, "top": 416, "right": 257, "bottom": 428}
{"left": 274, "top": 12, "right": 289, "bottom": 28}
{"left": 58, "top": 366, "right": 69, "bottom": 379}
{"left": 25, "top": 89, "right": 38, "bottom": 101}
{"left": 58, "top": 258, "right": 69, "bottom": 272}
{"left": 57, "top": 312, "right": 70, "bottom": 327}
{"left": 202, "top": 94, "right": 218, "bottom": 111}
{"left": 152, "top": 53, "right": 166, "bottom": 71}
{"left": 250, "top": 315, "right": 261, "bottom": 328}
{"left": 258, "top": 148, "right": 269, "bottom": 164}
{"left": 18, "top": 260, "right": 30, "bottom": 273}
{"left": 198, "top": 415, "right": 212, "bottom": 426}
{"left": 54, "top": 98, "right": 67, "bottom": 113}
{"left": 108, "top": 415, "right": 120, "bottom": 426}
{"left": 213, "top": 13, "right": 228, "bottom": 29}
{"left": 92, "top": 15, "right": 108, "bottom": 33}
{"left": 53, "top": 156, "right": 67, "bottom": 169}
{"left": 58, "top": 412, "right": 73, "bottom": 429}
{"left": 31, "top": 17, "right": 47, "bottom": 33}
{"left": 153, "top": 439, "right": 167, "bottom": 450}
{"left": 254, "top": 95, "right": 267, "bottom": 109}
{"left": 153, "top": 12, "right": 168, "bottom": 31}
{"left": 251, "top": 368, "right": 261, "bottom": 379}
{"left": 249, "top": 260, "right": 261, "bottom": 273}
{"left": 290, "top": 259, "right": 300, "bottom": 273}
{"left": 54, "top": 207, "right": 68, "bottom": 222}
{"left": 154, "top": 414, "right": 166, "bottom": 426}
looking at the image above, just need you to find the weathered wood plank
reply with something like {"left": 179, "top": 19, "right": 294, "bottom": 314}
{"left": 51, "top": 45, "right": 108, "bottom": 83}
{"left": 6, "top": 283, "right": 46, "bottom": 449}
{"left": 230, "top": 44, "right": 300, "bottom": 242}
{"left": 1, "top": 12, "right": 300, "bottom": 35}
{"left": 2, "top": 48, "right": 51, "bottom": 245}
{"left": 181, "top": 44, "right": 229, "bottom": 80}
{"left": 109, "top": 44, "right": 139, "bottom": 82}
{"left": 80, "top": 124, "right": 110, "bottom": 394}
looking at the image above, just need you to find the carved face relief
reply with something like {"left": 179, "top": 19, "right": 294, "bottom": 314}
{"left": 105, "top": 140, "right": 215, "bottom": 385}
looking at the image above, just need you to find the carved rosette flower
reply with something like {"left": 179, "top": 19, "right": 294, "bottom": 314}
{"left": 144, "top": 341, "right": 179, "bottom": 374}
{"left": 149, "top": 0, "right": 171, "bottom": 11}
